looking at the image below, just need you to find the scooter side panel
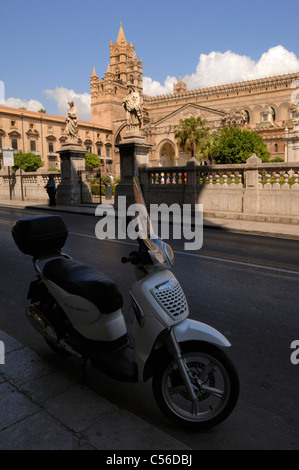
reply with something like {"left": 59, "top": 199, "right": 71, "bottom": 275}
{"left": 44, "top": 279, "right": 127, "bottom": 341}
{"left": 133, "top": 315, "right": 166, "bottom": 382}
{"left": 173, "top": 318, "right": 231, "bottom": 348}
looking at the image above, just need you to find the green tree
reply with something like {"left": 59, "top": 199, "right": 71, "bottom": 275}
{"left": 85, "top": 153, "right": 101, "bottom": 170}
{"left": 211, "top": 127, "right": 270, "bottom": 164}
{"left": 195, "top": 132, "right": 220, "bottom": 163}
{"left": 13, "top": 153, "right": 44, "bottom": 172}
{"left": 174, "top": 116, "right": 210, "bottom": 158}
{"left": 38, "top": 108, "right": 46, "bottom": 113}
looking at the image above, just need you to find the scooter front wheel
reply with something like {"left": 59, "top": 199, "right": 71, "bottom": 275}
{"left": 152, "top": 341, "right": 239, "bottom": 430}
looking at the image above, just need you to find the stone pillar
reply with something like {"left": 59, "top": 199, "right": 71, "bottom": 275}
{"left": 184, "top": 157, "right": 199, "bottom": 207}
{"left": 114, "top": 134, "right": 153, "bottom": 208}
{"left": 56, "top": 144, "right": 86, "bottom": 205}
{"left": 243, "top": 153, "right": 262, "bottom": 214}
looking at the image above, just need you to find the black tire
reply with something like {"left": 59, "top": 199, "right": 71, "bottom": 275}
{"left": 152, "top": 341, "right": 239, "bottom": 430}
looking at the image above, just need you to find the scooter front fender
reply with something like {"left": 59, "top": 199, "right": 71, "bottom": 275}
{"left": 173, "top": 318, "right": 231, "bottom": 348}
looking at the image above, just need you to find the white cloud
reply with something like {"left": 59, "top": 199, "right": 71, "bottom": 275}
{"left": 44, "top": 87, "right": 91, "bottom": 121}
{"left": 143, "top": 75, "right": 177, "bottom": 96}
{"left": 4, "top": 97, "right": 45, "bottom": 111}
{"left": 143, "top": 45, "right": 299, "bottom": 96}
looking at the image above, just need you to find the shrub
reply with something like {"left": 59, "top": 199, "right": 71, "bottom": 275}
{"left": 85, "top": 153, "right": 101, "bottom": 170}
{"left": 13, "top": 153, "right": 44, "bottom": 172}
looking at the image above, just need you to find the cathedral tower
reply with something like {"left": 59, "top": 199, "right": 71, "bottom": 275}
{"left": 90, "top": 22, "right": 143, "bottom": 128}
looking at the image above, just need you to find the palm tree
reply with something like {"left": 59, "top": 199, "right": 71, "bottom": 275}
{"left": 174, "top": 116, "right": 210, "bottom": 158}
{"left": 195, "top": 132, "right": 220, "bottom": 164}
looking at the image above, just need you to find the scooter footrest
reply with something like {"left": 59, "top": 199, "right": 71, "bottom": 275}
{"left": 91, "top": 346, "right": 138, "bottom": 382}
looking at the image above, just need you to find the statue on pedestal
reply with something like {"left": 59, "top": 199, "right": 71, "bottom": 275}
{"left": 122, "top": 85, "right": 143, "bottom": 133}
{"left": 65, "top": 100, "right": 79, "bottom": 144}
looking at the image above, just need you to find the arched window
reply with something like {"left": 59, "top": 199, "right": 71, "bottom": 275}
{"left": 244, "top": 110, "right": 250, "bottom": 124}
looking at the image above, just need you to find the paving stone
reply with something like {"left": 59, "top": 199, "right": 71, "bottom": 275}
{"left": 20, "top": 369, "right": 77, "bottom": 404}
{"left": 83, "top": 408, "right": 191, "bottom": 450}
{"left": 43, "top": 384, "right": 116, "bottom": 433}
{"left": 2, "top": 347, "right": 55, "bottom": 387}
{"left": 0, "top": 410, "right": 80, "bottom": 450}
{"left": 0, "top": 381, "right": 40, "bottom": 431}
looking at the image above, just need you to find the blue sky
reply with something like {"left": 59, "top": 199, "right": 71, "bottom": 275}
{"left": 1, "top": 0, "right": 299, "bottom": 120}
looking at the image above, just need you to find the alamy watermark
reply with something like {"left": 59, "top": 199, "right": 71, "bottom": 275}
{"left": 290, "top": 340, "right": 299, "bottom": 365}
{"left": 0, "top": 340, "right": 5, "bottom": 364}
{"left": 95, "top": 196, "right": 203, "bottom": 250}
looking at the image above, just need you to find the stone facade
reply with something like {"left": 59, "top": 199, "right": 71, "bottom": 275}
{"left": 0, "top": 106, "right": 113, "bottom": 173}
{"left": 1, "top": 24, "right": 299, "bottom": 178}
{"left": 91, "top": 23, "right": 299, "bottom": 170}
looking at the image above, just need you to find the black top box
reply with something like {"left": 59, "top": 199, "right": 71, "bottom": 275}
{"left": 12, "top": 215, "right": 68, "bottom": 257}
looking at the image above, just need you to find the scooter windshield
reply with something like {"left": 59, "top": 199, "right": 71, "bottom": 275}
{"left": 133, "top": 177, "right": 174, "bottom": 267}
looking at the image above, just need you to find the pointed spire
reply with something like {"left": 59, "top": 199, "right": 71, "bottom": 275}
{"left": 92, "top": 65, "right": 97, "bottom": 77}
{"left": 106, "top": 62, "right": 111, "bottom": 73}
{"left": 116, "top": 20, "right": 127, "bottom": 45}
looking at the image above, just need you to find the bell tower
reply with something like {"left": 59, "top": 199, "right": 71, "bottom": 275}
{"left": 90, "top": 22, "right": 143, "bottom": 127}
{"left": 110, "top": 21, "right": 143, "bottom": 91}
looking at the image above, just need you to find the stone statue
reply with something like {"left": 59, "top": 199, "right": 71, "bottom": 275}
{"left": 65, "top": 100, "right": 78, "bottom": 142}
{"left": 122, "top": 85, "right": 142, "bottom": 132}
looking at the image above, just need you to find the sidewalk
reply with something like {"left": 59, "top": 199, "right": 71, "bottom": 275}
{"left": 0, "top": 331, "right": 190, "bottom": 450}
{"left": 1, "top": 198, "right": 299, "bottom": 239}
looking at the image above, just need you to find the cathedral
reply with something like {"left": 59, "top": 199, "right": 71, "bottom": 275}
{"left": 90, "top": 22, "right": 299, "bottom": 172}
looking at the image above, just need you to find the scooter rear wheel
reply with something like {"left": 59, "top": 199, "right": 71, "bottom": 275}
{"left": 152, "top": 341, "right": 239, "bottom": 430}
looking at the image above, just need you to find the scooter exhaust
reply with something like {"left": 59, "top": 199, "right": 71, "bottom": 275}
{"left": 26, "top": 305, "right": 58, "bottom": 343}
{"left": 25, "top": 305, "right": 83, "bottom": 360}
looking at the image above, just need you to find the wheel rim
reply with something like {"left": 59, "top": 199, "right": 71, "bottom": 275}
{"left": 161, "top": 350, "right": 232, "bottom": 423}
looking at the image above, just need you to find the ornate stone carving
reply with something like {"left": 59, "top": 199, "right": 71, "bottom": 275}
{"left": 222, "top": 109, "right": 248, "bottom": 128}
{"left": 122, "top": 85, "right": 143, "bottom": 133}
{"left": 65, "top": 100, "right": 79, "bottom": 144}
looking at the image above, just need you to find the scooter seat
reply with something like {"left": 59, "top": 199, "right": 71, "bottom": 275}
{"left": 43, "top": 258, "right": 123, "bottom": 314}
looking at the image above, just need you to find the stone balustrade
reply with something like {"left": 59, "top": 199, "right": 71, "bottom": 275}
{"left": 0, "top": 168, "right": 61, "bottom": 201}
{"left": 139, "top": 155, "right": 299, "bottom": 222}
{"left": 2, "top": 155, "right": 299, "bottom": 223}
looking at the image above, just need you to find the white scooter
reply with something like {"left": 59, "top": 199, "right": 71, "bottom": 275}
{"left": 12, "top": 177, "right": 239, "bottom": 430}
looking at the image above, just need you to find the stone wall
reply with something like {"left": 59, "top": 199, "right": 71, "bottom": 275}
{"left": 0, "top": 168, "right": 61, "bottom": 202}
{"left": 139, "top": 154, "right": 299, "bottom": 223}
{"left": 3, "top": 155, "right": 299, "bottom": 224}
